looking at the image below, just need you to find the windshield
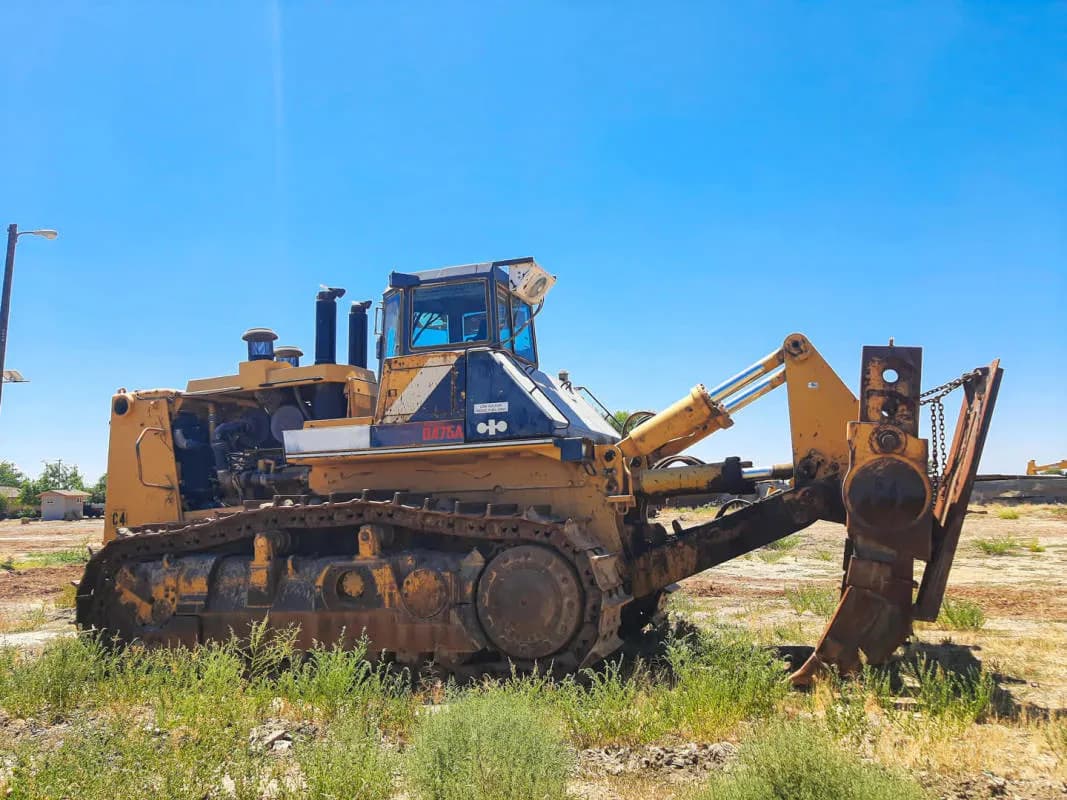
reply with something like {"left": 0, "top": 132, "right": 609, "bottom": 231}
{"left": 411, "top": 280, "right": 488, "bottom": 348}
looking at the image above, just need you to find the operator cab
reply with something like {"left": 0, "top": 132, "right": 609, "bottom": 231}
{"left": 377, "top": 257, "right": 553, "bottom": 369}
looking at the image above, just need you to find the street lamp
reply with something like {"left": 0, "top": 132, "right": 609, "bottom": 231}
{"left": 0, "top": 223, "right": 58, "bottom": 415}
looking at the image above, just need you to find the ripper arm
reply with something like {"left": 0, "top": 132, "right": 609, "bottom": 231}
{"left": 616, "top": 333, "right": 1001, "bottom": 682}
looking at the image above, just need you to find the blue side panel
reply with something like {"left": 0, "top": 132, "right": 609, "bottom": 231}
{"left": 371, "top": 420, "right": 465, "bottom": 447}
{"left": 408, "top": 357, "right": 466, "bottom": 422}
{"left": 464, "top": 350, "right": 561, "bottom": 441}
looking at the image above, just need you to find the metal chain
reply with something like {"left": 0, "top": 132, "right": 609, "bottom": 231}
{"left": 920, "top": 370, "right": 981, "bottom": 490}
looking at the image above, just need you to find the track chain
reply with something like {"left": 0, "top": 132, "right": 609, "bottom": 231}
{"left": 76, "top": 495, "right": 628, "bottom": 674}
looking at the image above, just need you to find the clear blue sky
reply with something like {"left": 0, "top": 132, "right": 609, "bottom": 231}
{"left": 1, "top": 2, "right": 1064, "bottom": 482}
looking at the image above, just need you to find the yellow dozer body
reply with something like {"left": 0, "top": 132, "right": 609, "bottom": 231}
{"left": 80, "top": 259, "right": 1001, "bottom": 681}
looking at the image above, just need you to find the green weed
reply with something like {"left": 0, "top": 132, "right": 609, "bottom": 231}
{"left": 290, "top": 715, "right": 394, "bottom": 800}
{"left": 276, "top": 638, "right": 415, "bottom": 731}
{"left": 784, "top": 584, "right": 839, "bottom": 617}
{"left": 903, "top": 656, "right": 995, "bottom": 725}
{"left": 937, "top": 598, "right": 986, "bottom": 631}
{"left": 996, "top": 508, "right": 1020, "bottom": 520}
{"left": 974, "top": 536, "right": 1019, "bottom": 556}
{"left": 550, "top": 627, "right": 789, "bottom": 746}
{"left": 53, "top": 582, "right": 78, "bottom": 609}
{"left": 0, "top": 606, "right": 49, "bottom": 634}
{"left": 765, "top": 534, "right": 801, "bottom": 551}
{"left": 692, "top": 720, "right": 927, "bottom": 800}
{"left": 405, "top": 686, "right": 573, "bottom": 800}
{"left": 765, "top": 621, "right": 806, "bottom": 645}
{"left": 0, "top": 635, "right": 110, "bottom": 720}
{"left": 554, "top": 659, "right": 663, "bottom": 747}
{"left": 821, "top": 665, "right": 895, "bottom": 746}
{"left": 11, "top": 548, "right": 89, "bottom": 569}
{"left": 654, "top": 626, "right": 788, "bottom": 741}
{"left": 1044, "top": 718, "right": 1067, "bottom": 763}
{"left": 9, "top": 715, "right": 271, "bottom": 800}
{"left": 756, "top": 549, "right": 790, "bottom": 564}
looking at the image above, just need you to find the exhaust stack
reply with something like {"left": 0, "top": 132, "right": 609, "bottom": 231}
{"left": 348, "top": 301, "right": 372, "bottom": 368}
{"left": 315, "top": 287, "right": 346, "bottom": 365}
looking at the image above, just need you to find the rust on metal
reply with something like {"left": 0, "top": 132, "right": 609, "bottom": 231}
{"left": 914, "top": 360, "right": 1002, "bottom": 620}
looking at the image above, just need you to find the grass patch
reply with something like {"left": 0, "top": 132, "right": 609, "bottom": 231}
{"left": 551, "top": 627, "right": 788, "bottom": 746}
{"left": 936, "top": 598, "right": 986, "bottom": 631}
{"left": 0, "top": 612, "right": 1011, "bottom": 797}
{"left": 784, "top": 584, "right": 839, "bottom": 617}
{"left": 902, "top": 656, "right": 995, "bottom": 725}
{"left": 815, "top": 549, "right": 836, "bottom": 562}
{"left": 553, "top": 659, "right": 662, "bottom": 747}
{"left": 9, "top": 715, "right": 273, "bottom": 800}
{"left": 0, "top": 622, "right": 413, "bottom": 732}
{"left": 0, "top": 635, "right": 110, "bottom": 720}
{"left": 974, "top": 536, "right": 1020, "bottom": 556}
{"left": 1044, "top": 718, "right": 1067, "bottom": 765}
{"left": 405, "top": 686, "right": 572, "bottom": 800}
{"left": 54, "top": 582, "right": 78, "bottom": 609}
{"left": 293, "top": 715, "right": 394, "bottom": 800}
{"left": 276, "top": 638, "right": 415, "bottom": 730}
{"left": 975, "top": 503, "right": 1067, "bottom": 519}
{"left": 9, "top": 548, "right": 90, "bottom": 569}
{"left": 973, "top": 535, "right": 1045, "bottom": 556}
{"left": 655, "top": 627, "right": 789, "bottom": 740}
{"left": 756, "top": 549, "right": 790, "bottom": 564}
{"left": 996, "top": 508, "right": 1020, "bottom": 520}
{"left": 0, "top": 605, "right": 49, "bottom": 634}
{"left": 819, "top": 666, "right": 895, "bottom": 745}
{"left": 753, "top": 533, "right": 802, "bottom": 563}
{"left": 692, "top": 720, "right": 927, "bottom": 800}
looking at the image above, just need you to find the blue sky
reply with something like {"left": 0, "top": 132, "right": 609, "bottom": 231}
{"left": 0, "top": 1, "right": 1063, "bottom": 481}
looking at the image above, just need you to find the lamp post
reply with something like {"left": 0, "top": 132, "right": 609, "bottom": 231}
{"left": 0, "top": 224, "right": 58, "bottom": 415}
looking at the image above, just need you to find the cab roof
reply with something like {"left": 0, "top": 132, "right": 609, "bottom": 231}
{"left": 389, "top": 257, "right": 537, "bottom": 288}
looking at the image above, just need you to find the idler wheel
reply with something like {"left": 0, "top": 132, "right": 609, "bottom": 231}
{"left": 476, "top": 544, "right": 583, "bottom": 660}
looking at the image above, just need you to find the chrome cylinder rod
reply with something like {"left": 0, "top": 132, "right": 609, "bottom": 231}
{"left": 708, "top": 348, "right": 785, "bottom": 403}
{"left": 741, "top": 463, "right": 794, "bottom": 480}
{"left": 723, "top": 368, "right": 787, "bottom": 414}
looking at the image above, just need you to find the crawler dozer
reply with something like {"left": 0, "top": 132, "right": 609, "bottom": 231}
{"left": 78, "top": 258, "right": 1001, "bottom": 682}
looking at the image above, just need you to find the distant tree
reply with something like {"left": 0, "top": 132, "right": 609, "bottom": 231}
{"left": 19, "top": 460, "right": 87, "bottom": 504}
{"left": 0, "top": 460, "right": 26, "bottom": 488}
{"left": 89, "top": 473, "right": 107, "bottom": 504}
{"left": 611, "top": 410, "right": 630, "bottom": 433}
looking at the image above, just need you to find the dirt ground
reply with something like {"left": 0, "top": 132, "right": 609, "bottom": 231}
{"left": 1, "top": 508, "right": 1065, "bottom": 797}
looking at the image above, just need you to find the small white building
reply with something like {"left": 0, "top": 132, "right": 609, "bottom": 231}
{"left": 39, "top": 489, "right": 91, "bottom": 521}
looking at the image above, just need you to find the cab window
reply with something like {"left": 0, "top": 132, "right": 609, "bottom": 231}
{"left": 382, "top": 291, "right": 401, "bottom": 358}
{"left": 511, "top": 299, "right": 536, "bottom": 363}
{"left": 411, "top": 281, "right": 488, "bottom": 349}
{"left": 497, "top": 287, "right": 513, "bottom": 345}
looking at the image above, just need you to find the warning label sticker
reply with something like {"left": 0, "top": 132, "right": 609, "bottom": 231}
{"left": 473, "top": 402, "right": 509, "bottom": 414}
